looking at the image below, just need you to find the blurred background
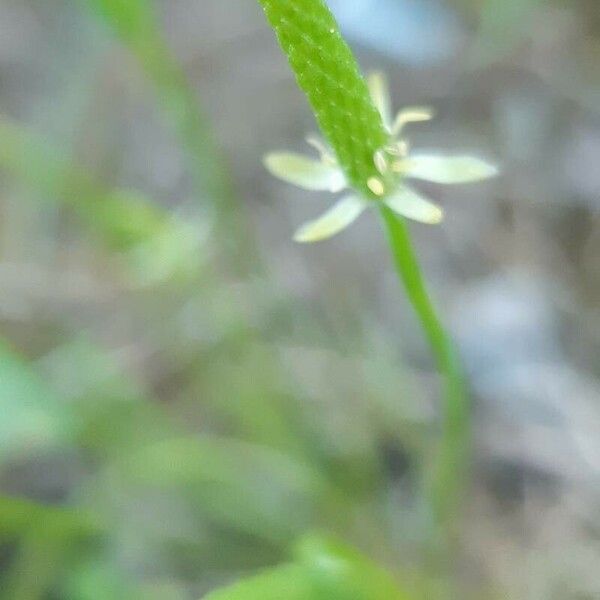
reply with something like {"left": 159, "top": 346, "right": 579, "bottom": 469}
{"left": 0, "top": 0, "right": 599, "bottom": 598}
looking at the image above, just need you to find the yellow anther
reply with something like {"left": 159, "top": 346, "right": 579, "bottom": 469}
{"left": 367, "top": 177, "right": 385, "bottom": 196}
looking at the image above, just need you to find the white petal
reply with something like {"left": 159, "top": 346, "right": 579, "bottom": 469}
{"left": 367, "top": 72, "right": 392, "bottom": 129}
{"left": 293, "top": 195, "right": 366, "bottom": 243}
{"left": 384, "top": 187, "right": 443, "bottom": 225}
{"left": 403, "top": 154, "right": 498, "bottom": 184}
{"left": 264, "top": 152, "right": 346, "bottom": 192}
{"left": 391, "top": 107, "right": 434, "bottom": 136}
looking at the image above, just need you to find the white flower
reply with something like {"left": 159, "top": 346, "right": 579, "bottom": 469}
{"left": 264, "top": 72, "right": 498, "bottom": 243}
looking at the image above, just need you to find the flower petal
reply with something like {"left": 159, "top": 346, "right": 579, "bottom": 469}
{"left": 367, "top": 72, "right": 392, "bottom": 130}
{"left": 384, "top": 187, "right": 443, "bottom": 224}
{"left": 293, "top": 195, "right": 366, "bottom": 243}
{"left": 264, "top": 152, "right": 346, "bottom": 192}
{"left": 403, "top": 154, "right": 498, "bottom": 184}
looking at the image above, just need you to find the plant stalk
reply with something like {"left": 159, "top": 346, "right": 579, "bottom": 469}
{"left": 379, "top": 205, "right": 470, "bottom": 551}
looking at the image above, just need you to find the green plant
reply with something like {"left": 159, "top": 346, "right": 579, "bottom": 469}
{"left": 0, "top": 2, "right": 507, "bottom": 598}
{"left": 258, "top": 0, "right": 496, "bottom": 557}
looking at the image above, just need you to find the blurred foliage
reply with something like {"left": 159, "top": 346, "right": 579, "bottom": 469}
{"left": 205, "top": 534, "right": 420, "bottom": 600}
{"left": 0, "top": 116, "right": 203, "bottom": 284}
{"left": 82, "top": 0, "right": 254, "bottom": 268}
{"left": 0, "top": 0, "right": 598, "bottom": 598}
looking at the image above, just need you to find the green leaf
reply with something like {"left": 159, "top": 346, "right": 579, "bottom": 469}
{"left": 0, "top": 341, "right": 73, "bottom": 456}
{"left": 294, "top": 535, "right": 411, "bottom": 600}
{"left": 115, "top": 437, "right": 329, "bottom": 545}
{"left": 40, "top": 337, "right": 171, "bottom": 453}
{"left": 204, "top": 534, "right": 412, "bottom": 600}
{"left": 82, "top": 0, "right": 157, "bottom": 43}
{"left": 0, "top": 495, "right": 100, "bottom": 539}
{"left": 204, "top": 564, "right": 314, "bottom": 600}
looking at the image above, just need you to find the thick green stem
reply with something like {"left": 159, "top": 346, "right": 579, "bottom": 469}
{"left": 379, "top": 205, "right": 470, "bottom": 548}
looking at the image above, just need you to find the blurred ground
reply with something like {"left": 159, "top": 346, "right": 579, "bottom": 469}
{"left": 0, "top": 0, "right": 599, "bottom": 598}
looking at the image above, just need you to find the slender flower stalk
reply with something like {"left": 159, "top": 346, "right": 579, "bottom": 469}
{"left": 257, "top": 0, "right": 497, "bottom": 554}
{"left": 380, "top": 207, "right": 469, "bottom": 549}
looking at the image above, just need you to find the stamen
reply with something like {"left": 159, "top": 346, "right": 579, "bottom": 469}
{"left": 392, "top": 107, "right": 434, "bottom": 136}
{"left": 367, "top": 177, "right": 385, "bottom": 196}
{"left": 374, "top": 149, "right": 388, "bottom": 174}
{"left": 367, "top": 71, "right": 392, "bottom": 129}
{"left": 385, "top": 140, "right": 409, "bottom": 157}
{"left": 306, "top": 134, "right": 336, "bottom": 165}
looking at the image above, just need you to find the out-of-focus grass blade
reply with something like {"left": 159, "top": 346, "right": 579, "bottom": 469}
{"left": 81, "top": 0, "right": 257, "bottom": 267}
{"left": 81, "top": 0, "right": 218, "bottom": 188}
{"left": 82, "top": 0, "right": 156, "bottom": 43}
{"left": 204, "top": 534, "right": 413, "bottom": 600}
{"left": 83, "top": 0, "right": 312, "bottom": 474}
{"left": 0, "top": 116, "right": 203, "bottom": 283}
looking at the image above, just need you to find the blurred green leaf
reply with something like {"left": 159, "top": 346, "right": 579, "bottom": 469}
{"left": 2, "top": 528, "right": 68, "bottom": 600}
{"left": 83, "top": 0, "right": 157, "bottom": 43}
{"left": 0, "top": 495, "right": 100, "bottom": 539}
{"left": 0, "top": 495, "right": 101, "bottom": 598}
{"left": 294, "top": 535, "right": 412, "bottom": 600}
{"left": 113, "top": 436, "right": 333, "bottom": 545}
{"left": 0, "top": 341, "right": 74, "bottom": 456}
{"left": 39, "top": 338, "right": 170, "bottom": 454}
{"left": 204, "top": 534, "right": 412, "bottom": 600}
{"left": 63, "top": 558, "right": 154, "bottom": 600}
{"left": 0, "top": 116, "right": 203, "bottom": 283}
{"left": 203, "top": 564, "right": 313, "bottom": 600}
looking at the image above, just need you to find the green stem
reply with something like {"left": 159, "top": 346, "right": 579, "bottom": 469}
{"left": 379, "top": 205, "right": 470, "bottom": 549}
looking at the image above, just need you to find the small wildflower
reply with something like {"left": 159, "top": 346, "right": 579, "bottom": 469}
{"left": 264, "top": 72, "right": 498, "bottom": 243}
